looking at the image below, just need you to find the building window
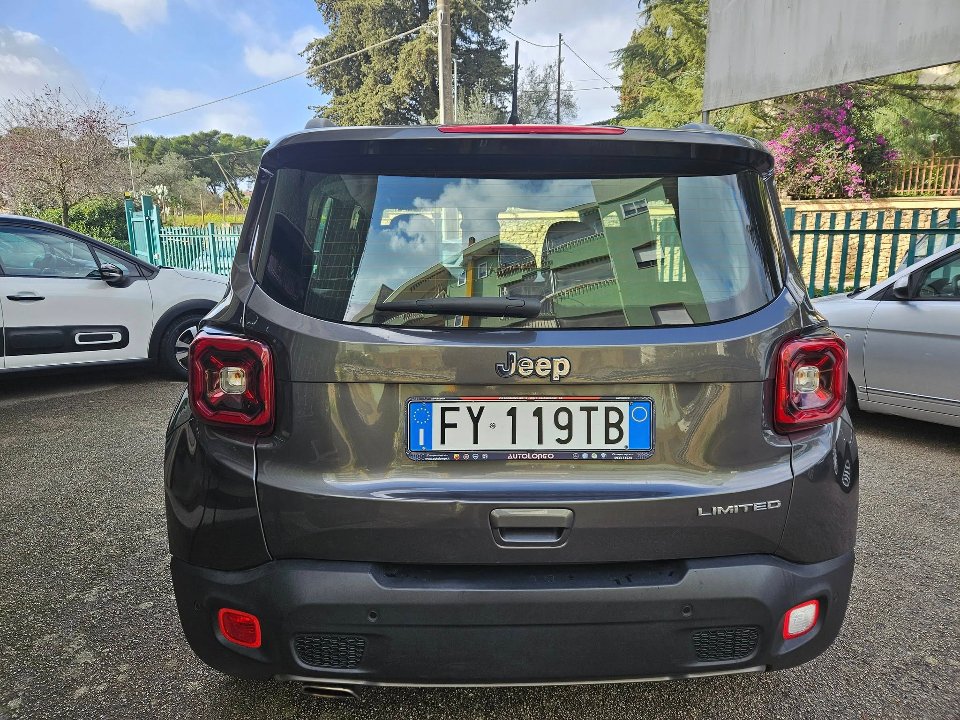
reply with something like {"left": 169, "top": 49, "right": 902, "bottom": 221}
{"left": 621, "top": 199, "right": 649, "bottom": 219}
{"left": 552, "top": 258, "right": 614, "bottom": 292}
{"left": 456, "top": 269, "right": 466, "bottom": 286}
{"left": 453, "top": 315, "right": 464, "bottom": 327}
{"left": 633, "top": 242, "right": 658, "bottom": 269}
{"left": 476, "top": 261, "right": 489, "bottom": 279}
{"left": 504, "top": 272, "right": 550, "bottom": 298}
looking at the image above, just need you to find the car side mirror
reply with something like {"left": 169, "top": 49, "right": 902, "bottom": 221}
{"left": 100, "top": 263, "right": 125, "bottom": 285}
{"left": 892, "top": 275, "right": 911, "bottom": 300}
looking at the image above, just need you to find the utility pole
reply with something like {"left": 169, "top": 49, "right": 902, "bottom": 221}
{"left": 123, "top": 123, "right": 136, "bottom": 197}
{"left": 437, "top": 0, "right": 454, "bottom": 124}
{"left": 453, "top": 58, "right": 459, "bottom": 122}
{"left": 556, "top": 33, "right": 562, "bottom": 124}
{"left": 507, "top": 41, "right": 520, "bottom": 124}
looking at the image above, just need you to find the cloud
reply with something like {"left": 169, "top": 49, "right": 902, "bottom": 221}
{"left": 386, "top": 215, "right": 440, "bottom": 254}
{"left": 86, "top": 0, "right": 168, "bottom": 31}
{"left": 0, "top": 26, "right": 88, "bottom": 100}
{"left": 504, "top": 0, "right": 637, "bottom": 123}
{"left": 243, "top": 25, "right": 321, "bottom": 80}
{"left": 135, "top": 87, "right": 263, "bottom": 137}
{"left": 412, "top": 178, "right": 593, "bottom": 242}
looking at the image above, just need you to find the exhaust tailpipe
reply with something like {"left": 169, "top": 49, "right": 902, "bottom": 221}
{"left": 301, "top": 684, "right": 359, "bottom": 700}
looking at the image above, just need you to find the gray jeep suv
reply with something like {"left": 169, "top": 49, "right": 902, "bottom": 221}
{"left": 164, "top": 124, "right": 858, "bottom": 692}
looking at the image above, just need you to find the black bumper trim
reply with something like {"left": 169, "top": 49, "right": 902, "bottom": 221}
{"left": 171, "top": 552, "right": 854, "bottom": 684}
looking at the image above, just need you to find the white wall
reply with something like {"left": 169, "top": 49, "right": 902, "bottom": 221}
{"left": 704, "top": 0, "right": 960, "bottom": 110}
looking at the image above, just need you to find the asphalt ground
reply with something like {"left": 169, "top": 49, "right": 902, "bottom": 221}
{"left": 0, "top": 367, "right": 957, "bottom": 720}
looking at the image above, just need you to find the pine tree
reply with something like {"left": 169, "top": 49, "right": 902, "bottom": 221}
{"left": 304, "top": 0, "right": 526, "bottom": 126}
{"left": 614, "top": 0, "right": 764, "bottom": 134}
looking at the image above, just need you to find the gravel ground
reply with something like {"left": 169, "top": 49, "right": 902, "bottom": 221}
{"left": 0, "top": 368, "right": 957, "bottom": 720}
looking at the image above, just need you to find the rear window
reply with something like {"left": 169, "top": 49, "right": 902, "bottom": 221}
{"left": 253, "top": 168, "right": 780, "bottom": 328}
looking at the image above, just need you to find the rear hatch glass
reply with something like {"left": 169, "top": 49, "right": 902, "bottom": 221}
{"left": 254, "top": 169, "right": 780, "bottom": 328}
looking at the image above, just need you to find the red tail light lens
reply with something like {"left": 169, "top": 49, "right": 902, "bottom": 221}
{"left": 218, "top": 607, "right": 262, "bottom": 648}
{"left": 438, "top": 124, "right": 626, "bottom": 135}
{"left": 189, "top": 331, "right": 274, "bottom": 432}
{"left": 774, "top": 335, "right": 847, "bottom": 433}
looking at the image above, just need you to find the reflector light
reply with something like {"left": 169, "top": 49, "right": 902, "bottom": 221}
{"left": 189, "top": 332, "right": 274, "bottom": 432}
{"left": 218, "top": 608, "right": 262, "bottom": 648}
{"left": 782, "top": 599, "right": 820, "bottom": 640}
{"left": 438, "top": 124, "right": 626, "bottom": 135}
{"left": 774, "top": 335, "right": 847, "bottom": 433}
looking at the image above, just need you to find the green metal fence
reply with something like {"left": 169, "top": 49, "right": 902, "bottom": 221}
{"left": 158, "top": 224, "right": 239, "bottom": 276}
{"left": 783, "top": 207, "right": 959, "bottom": 296}
{"left": 126, "top": 195, "right": 240, "bottom": 276}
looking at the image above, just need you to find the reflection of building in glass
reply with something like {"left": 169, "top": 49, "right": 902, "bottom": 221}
{"left": 356, "top": 179, "right": 709, "bottom": 328}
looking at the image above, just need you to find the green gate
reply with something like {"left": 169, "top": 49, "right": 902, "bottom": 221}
{"left": 124, "top": 196, "right": 161, "bottom": 265}
{"left": 124, "top": 195, "right": 240, "bottom": 276}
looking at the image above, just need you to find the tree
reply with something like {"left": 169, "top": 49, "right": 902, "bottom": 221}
{"left": 450, "top": 84, "right": 504, "bottom": 124}
{"left": 36, "top": 197, "right": 129, "bottom": 249}
{"left": 137, "top": 152, "right": 216, "bottom": 216}
{"left": 615, "top": 0, "right": 764, "bottom": 134}
{"left": 767, "top": 85, "right": 899, "bottom": 199}
{"left": 517, "top": 61, "right": 577, "bottom": 124}
{"left": 303, "top": 0, "right": 525, "bottom": 126}
{"left": 0, "top": 87, "right": 127, "bottom": 226}
{"left": 131, "top": 131, "right": 267, "bottom": 210}
{"left": 869, "top": 66, "right": 960, "bottom": 162}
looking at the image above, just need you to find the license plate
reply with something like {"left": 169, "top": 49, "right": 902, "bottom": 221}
{"left": 406, "top": 397, "right": 654, "bottom": 461}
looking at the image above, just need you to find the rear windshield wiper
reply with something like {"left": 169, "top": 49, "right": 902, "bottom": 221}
{"left": 375, "top": 297, "right": 541, "bottom": 318}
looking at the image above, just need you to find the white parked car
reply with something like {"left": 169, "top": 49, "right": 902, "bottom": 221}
{"left": 814, "top": 241, "right": 959, "bottom": 427}
{"left": 0, "top": 215, "right": 228, "bottom": 378}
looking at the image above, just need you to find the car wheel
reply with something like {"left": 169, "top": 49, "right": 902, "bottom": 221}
{"left": 159, "top": 314, "right": 203, "bottom": 379}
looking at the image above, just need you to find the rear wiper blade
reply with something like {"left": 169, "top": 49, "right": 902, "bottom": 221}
{"left": 375, "top": 297, "right": 541, "bottom": 318}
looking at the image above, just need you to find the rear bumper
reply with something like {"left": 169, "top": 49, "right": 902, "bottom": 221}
{"left": 171, "top": 551, "right": 854, "bottom": 685}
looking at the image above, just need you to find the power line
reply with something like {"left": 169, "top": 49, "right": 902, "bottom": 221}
{"left": 182, "top": 145, "right": 269, "bottom": 163}
{"left": 470, "top": 0, "right": 558, "bottom": 48}
{"left": 519, "top": 86, "right": 616, "bottom": 94}
{"left": 561, "top": 39, "right": 616, "bottom": 86}
{"left": 124, "top": 22, "right": 430, "bottom": 128}
{"left": 471, "top": 0, "right": 617, "bottom": 88}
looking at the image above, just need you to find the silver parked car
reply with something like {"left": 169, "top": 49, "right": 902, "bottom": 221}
{"left": 815, "top": 242, "right": 960, "bottom": 427}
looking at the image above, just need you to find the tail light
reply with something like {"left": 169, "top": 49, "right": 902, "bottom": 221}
{"left": 774, "top": 334, "right": 847, "bottom": 433}
{"left": 218, "top": 607, "right": 262, "bottom": 648}
{"left": 782, "top": 599, "right": 820, "bottom": 640}
{"left": 189, "top": 331, "right": 274, "bottom": 432}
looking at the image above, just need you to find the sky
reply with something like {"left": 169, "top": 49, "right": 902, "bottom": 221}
{"left": 0, "top": 0, "right": 637, "bottom": 143}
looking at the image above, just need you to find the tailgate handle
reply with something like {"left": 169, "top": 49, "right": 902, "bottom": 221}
{"left": 490, "top": 508, "right": 573, "bottom": 546}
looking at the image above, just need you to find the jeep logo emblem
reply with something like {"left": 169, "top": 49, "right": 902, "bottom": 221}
{"left": 495, "top": 351, "right": 571, "bottom": 382}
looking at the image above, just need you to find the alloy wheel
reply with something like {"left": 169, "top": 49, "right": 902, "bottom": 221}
{"left": 175, "top": 324, "right": 199, "bottom": 370}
